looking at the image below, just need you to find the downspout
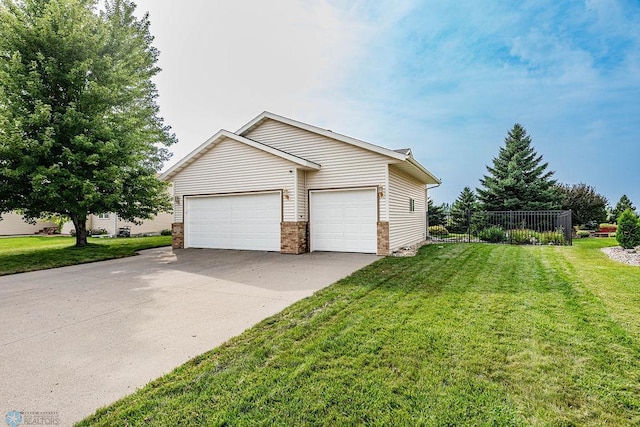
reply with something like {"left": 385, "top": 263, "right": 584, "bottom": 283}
{"left": 425, "top": 182, "right": 441, "bottom": 239}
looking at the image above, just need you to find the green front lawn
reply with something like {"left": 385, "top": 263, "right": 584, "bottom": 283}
{"left": 80, "top": 238, "right": 640, "bottom": 426}
{"left": 0, "top": 235, "right": 171, "bottom": 275}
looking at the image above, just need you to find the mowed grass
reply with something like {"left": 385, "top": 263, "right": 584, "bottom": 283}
{"left": 0, "top": 235, "right": 171, "bottom": 275}
{"left": 79, "top": 238, "right": 640, "bottom": 426}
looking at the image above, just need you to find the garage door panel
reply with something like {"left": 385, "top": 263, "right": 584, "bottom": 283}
{"left": 310, "top": 189, "right": 377, "bottom": 254}
{"left": 186, "top": 193, "right": 280, "bottom": 251}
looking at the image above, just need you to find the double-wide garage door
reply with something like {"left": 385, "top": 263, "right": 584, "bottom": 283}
{"left": 310, "top": 189, "right": 377, "bottom": 254}
{"left": 185, "top": 193, "right": 281, "bottom": 251}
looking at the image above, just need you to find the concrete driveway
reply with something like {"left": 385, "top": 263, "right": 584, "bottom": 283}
{"left": 0, "top": 248, "right": 379, "bottom": 426}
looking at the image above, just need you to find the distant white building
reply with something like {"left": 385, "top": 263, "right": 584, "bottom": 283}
{"left": 2, "top": 184, "right": 173, "bottom": 237}
{"left": 0, "top": 212, "right": 57, "bottom": 235}
{"left": 61, "top": 211, "right": 173, "bottom": 236}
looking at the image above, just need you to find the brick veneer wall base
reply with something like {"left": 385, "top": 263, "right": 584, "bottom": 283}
{"left": 281, "top": 221, "right": 308, "bottom": 254}
{"left": 377, "top": 221, "right": 390, "bottom": 255}
{"left": 172, "top": 222, "right": 184, "bottom": 249}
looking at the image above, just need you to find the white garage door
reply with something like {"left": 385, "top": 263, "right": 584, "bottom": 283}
{"left": 185, "top": 193, "right": 281, "bottom": 251}
{"left": 310, "top": 188, "right": 377, "bottom": 253}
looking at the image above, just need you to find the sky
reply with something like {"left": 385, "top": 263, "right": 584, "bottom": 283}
{"left": 133, "top": 0, "right": 640, "bottom": 208}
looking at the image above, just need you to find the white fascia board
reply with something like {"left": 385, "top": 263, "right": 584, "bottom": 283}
{"left": 159, "top": 129, "right": 320, "bottom": 182}
{"left": 237, "top": 111, "right": 407, "bottom": 161}
{"left": 236, "top": 111, "right": 269, "bottom": 135}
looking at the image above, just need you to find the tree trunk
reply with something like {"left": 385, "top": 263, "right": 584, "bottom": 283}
{"left": 70, "top": 213, "right": 88, "bottom": 247}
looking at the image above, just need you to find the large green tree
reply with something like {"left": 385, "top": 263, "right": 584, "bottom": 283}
{"left": 556, "top": 183, "right": 608, "bottom": 226}
{"left": 609, "top": 195, "right": 636, "bottom": 223}
{"left": 477, "top": 124, "right": 559, "bottom": 211}
{"left": 0, "top": 0, "right": 175, "bottom": 246}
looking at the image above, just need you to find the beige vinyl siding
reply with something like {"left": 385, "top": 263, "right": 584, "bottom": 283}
{"left": 295, "top": 168, "right": 307, "bottom": 221}
{"left": 0, "top": 212, "right": 56, "bottom": 235}
{"left": 245, "top": 119, "right": 389, "bottom": 218}
{"left": 91, "top": 214, "right": 116, "bottom": 234}
{"left": 388, "top": 165, "right": 426, "bottom": 251}
{"left": 172, "top": 137, "right": 296, "bottom": 222}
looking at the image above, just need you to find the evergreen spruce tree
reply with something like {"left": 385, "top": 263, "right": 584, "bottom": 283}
{"left": 0, "top": 0, "right": 176, "bottom": 246}
{"left": 477, "top": 124, "right": 559, "bottom": 211}
{"left": 610, "top": 195, "right": 636, "bottom": 223}
{"left": 450, "top": 187, "right": 477, "bottom": 233}
{"left": 616, "top": 208, "right": 640, "bottom": 249}
{"left": 427, "top": 198, "right": 447, "bottom": 226}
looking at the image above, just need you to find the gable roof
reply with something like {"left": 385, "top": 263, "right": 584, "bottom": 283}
{"left": 160, "top": 111, "right": 441, "bottom": 185}
{"left": 159, "top": 129, "right": 320, "bottom": 181}
{"left": 238, "top": 111, "right": 410, "bottom": 161}
{"left": 238, "top": 111, "right": 441, "bottom": 185}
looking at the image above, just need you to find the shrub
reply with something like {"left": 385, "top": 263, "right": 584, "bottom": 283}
{"left": 89, "top": 228, "right": 108, "bottom": 236}
{"left": 616, "top": 209, "right": 640, "bottom": 249}
{"left": 428, "top": 225, "right": 449, "bottom": 237}
{"left": 540, "top": 230, "right": 565, "bottom": 245}
{"left": 598, "top": 223, "right": 617, "bottom": 233}
{"left": 576, "top": 230, "right": 590, "bottom": 238}
{"left": 160, "top": 229, "right": 172, "bottom": 236}
{"left": 478, "top": 226, "right": 506, "bottom": 243}
{"left": 509, "top": 229, "right": 540, "bottom": 245}
{"left": 584, "top": 220, "right": 599, "bottom": 230}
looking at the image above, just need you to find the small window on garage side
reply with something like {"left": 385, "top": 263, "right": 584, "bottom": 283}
{"left": 409, "top": 198, "right": 415, "bottom": 212}
{"left": 97, "top": 213, "right": 110, "bottom": 219}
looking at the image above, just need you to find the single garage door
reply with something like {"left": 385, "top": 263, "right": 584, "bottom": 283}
{"left": 185, "top": 193, "right": 281, "bottom": 251}
{"left": 310, "top": 188, "right": 377, "bottom": 253}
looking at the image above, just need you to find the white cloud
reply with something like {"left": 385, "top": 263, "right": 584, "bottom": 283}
{"left": 134, "top": 0, "right": 382, "bottom": 163}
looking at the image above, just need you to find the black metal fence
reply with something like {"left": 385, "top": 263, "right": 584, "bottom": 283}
{"left": 427, "top": 209, "right": 572, "bottom": 246}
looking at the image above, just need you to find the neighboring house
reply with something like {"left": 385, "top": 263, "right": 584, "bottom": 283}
{"left": 60, "top": 211, "right": 173, "bottom": 236}
{"left": 0, "top": 212, "right": 57, "bottom": 235}
{"left": 2, "top": 183, "right": 172, "bottom": 237}
{"left": 61, "top": 183, "right": 174, "bottom": 236}
{"left": 160, "top": 112, "right": 441, "bottom": 255}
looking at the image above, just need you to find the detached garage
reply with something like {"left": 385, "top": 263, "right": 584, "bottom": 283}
{"left": 161, "top": 112, "right": 441, "bottom": 255}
